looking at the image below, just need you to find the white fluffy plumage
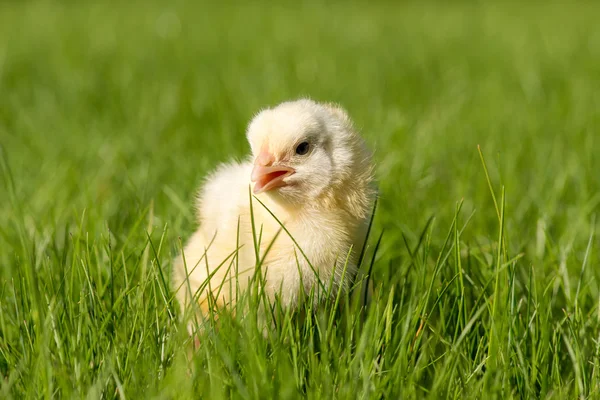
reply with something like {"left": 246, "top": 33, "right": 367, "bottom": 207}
{"left": 172, "top": 99, "right": 376, "bottom": 320}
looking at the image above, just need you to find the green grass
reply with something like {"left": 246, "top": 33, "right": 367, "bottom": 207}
{"left": 1, "top": 1, "right": 599, "bottom": 398}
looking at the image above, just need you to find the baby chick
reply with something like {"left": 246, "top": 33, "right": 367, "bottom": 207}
{"left": 172, "top": 99, "right": 375, "bottom": 323}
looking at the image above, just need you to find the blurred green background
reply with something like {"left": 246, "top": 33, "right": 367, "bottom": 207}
{"left": 0, "top": 1, "right": 599, "bottom": 398}
{"left": 1, "top": 2, "right": 598, "bottom": 243}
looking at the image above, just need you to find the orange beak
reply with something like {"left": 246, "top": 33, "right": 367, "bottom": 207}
{"left": 251, "top": 149, "right": 295, "bottom": 194}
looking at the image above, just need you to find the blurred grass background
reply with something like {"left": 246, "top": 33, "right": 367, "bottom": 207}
{"left": 0, "top": 1, "right": 599, "bottom": 398}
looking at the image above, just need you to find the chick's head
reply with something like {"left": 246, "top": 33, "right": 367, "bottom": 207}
{"left": 246, "top": 99, "right": 373, "bottom": 212}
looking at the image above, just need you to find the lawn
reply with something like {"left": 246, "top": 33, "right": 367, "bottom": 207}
{"left": 1, "top": 1, "right": 599, "bottom": 398}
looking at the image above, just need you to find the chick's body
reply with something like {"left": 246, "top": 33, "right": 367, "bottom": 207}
{"left": 173, "top": 99, "right": 375, "bottom": 318}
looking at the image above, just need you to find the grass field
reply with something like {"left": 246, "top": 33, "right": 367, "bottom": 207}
{"left": 1, "top": 1, "right": 599, "bottom": 398}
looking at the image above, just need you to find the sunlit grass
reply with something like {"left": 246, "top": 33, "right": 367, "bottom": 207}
{"left": 0, "top": 1, "right": 599, "bottom": 398}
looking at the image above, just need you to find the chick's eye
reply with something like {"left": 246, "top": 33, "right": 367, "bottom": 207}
{"left": 295, "top": 141, "right": 310, "bottom": 156}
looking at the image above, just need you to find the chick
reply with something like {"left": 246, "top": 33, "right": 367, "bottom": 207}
{"left": 172, "top": 99, "right": 375, "bottom": 323}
